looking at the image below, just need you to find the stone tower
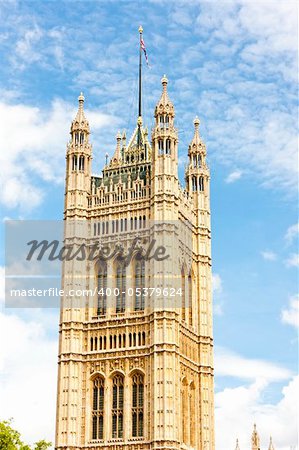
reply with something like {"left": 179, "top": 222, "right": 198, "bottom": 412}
{"left": 55, "top": 73, "right": 214, "bottom": 449}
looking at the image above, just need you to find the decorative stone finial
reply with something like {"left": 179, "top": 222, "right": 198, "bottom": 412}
{"left": 116, "top": 131, "right": 122, "bottom": 141}
{"left": 268, "top": 436, "right": 275, "bottom": 450}
{"left": 139, "top": 25, "right": 143, "bottom": 34}
{"left": 194, "top": 116, "right": 200, "bottom": 130}
{"left": 137, "top": 116, "right": 143, "bottom": 126}
{"left": 161, "top": 74, "right": 168, "bottom": 87}
{"left": 78, "top": 92, "right": 85, "bottom": 103}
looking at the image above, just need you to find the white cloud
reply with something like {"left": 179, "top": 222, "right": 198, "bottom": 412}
{"left": 0, "top": 99, "right": 118, "bottom": 212}
{"left": 281, "top": 295, "right": 299, "bottom": 329}
{"left": 225, "top": 169, "right": 243, "bottom": 184}
{"left": 261, "top": 251, "right": 277, "bottom": 261}
{"left": 215, "top": 345, "right": 297, "bottom": 450}
{"left": 215, "top": 347, "right": 292, "bottom": 382}
{"left": 14, "top": 25, "right": 43, "bottom": 68}
{"left": 212, "top": 273, "right": 222, "bottom": 293}
{"left": 215, "top": 376, "right": 298, "bottom": 450}
{"left": 284, "top": 253, "right": 299, "bottom": 268}
{"left": 0, "top": 267, "right": 57, "bottom": 446}
{"left": 212, "top": 273, "right": 223, "bottom": 315}
{"left": 284, "top": 222, "right": 299, "bottom": 245}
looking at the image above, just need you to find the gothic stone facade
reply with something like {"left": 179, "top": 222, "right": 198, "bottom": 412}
{"left": 55, "top": 76, "right": 214, "bottom": 450}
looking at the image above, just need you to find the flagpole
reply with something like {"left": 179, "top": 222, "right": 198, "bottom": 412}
{"left": 138, "top": 25, "right": 143, "bottom": 119}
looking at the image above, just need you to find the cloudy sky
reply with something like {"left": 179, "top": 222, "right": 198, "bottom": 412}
{"left": 0, "top": 0, "right": 298, "bottom": 449}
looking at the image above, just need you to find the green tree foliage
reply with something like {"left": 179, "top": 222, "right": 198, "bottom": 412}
{"left": 0, "top": 420, "right": 51, "bottom": 450}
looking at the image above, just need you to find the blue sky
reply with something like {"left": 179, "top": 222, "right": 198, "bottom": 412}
{"left": 0, "top": 1, "right": 298, "bottom": 449}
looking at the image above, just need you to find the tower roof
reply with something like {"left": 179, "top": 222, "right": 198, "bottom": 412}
{"left": 268, "top": 436, "right": 275, "bottom": 450}
{"left": 251, "top": 424, "right": 260, "bottom": 450}
{"left": 188, "top": 116, "right": 206, "bottom": 156}
{"left": 71, "top": 92, "right": 90, "bottom": 134}
{"left": 154, "top": 75, "right": 175, "bottom": 117}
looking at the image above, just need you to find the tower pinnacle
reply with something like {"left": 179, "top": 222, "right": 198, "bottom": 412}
{"left": 71, "top": 92, "right": 89, "bottom": 135}
{"left": 268, "top": 436, "right": 275, "bottom": 450}
{"left": 251, "top": 424, "right": 261, "bottom": 450}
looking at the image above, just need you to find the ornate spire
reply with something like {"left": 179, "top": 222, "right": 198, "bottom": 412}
{"left": 188, "top": 116, "right": 206, "bottom": 156}
{"left": 268, "top": 436, "right": 275, "bottom": 450}
{"left": 71, "top": 92, "right": 90, "bottom": 134}
{"left": 154, "top": 75, "right": 175, "bottom": 117}
{"left": 235, "top": 438, "right": 240, "bottom": 450}
{"left": 251, "top": 424, "right": 260, "bottom": 450}
{"left": 111, "top": 131, "right": 122, "bottom": 165}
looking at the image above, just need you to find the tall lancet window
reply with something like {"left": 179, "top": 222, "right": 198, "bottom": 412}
{"left": 188, "top": 271, "right": 193, "bottom": 326}
{"left": 181, "top": 267, "right": 186, "bottom": 321}
{"left": 79, "top": 155, "right": 85, "bottom": 171}
{"left": 166, "top": 139, "right": 171, "bottom": 155}
{"left": 132, "top": 373, "right": 144, "bottom": 437}
{"left": 116, "top": 259, "right": 126, "bottom": 313}
{"left": 181, "top": 378, "right": 188, "bottom": 444}
{"left": 165, "top": 115, "right": 169, "bottom": 128}
{"left": 135, "top": 258, "right": 145, "bottom": 311}
{"left": 72, "top": 155, "right": 77, "bottom": 171}
{"left": 190, "top": 382, "right": 196, "bottom": 447}
{"left": 199, "top": 176, "right": 204, "bottom": 191}
{"left": 158, "top": 139, "right": 164, "bottom": 155}
{"left": 112, "top": 374, "right": 124, "bottom": 438}
{"left": 92, "top": 377, "right": 105, "bottom": 440}
{"left": 97, "top": 261, "right": 107, "bottom": 316}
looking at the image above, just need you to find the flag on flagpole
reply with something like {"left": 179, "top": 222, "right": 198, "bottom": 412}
{"left": 140, "top": 37, "right": 149, "bottom": 66}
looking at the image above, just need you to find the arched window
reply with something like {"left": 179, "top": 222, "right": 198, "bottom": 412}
{"left": 72, "top": 155, "right": 77, "bottom": 171}
{"left": 97, "top": 261, "right": 107, "bottom": 316}
{"left": 158, "top": 139, "right": 164, "bottom": 155}
{"left": 182, "top": 378, "right": 188, "bottom": 444}
{"left": 80, "top": 132, "right": 84, "bottom": 144}
{"left": 75, "top": 132, "right": 79, "bottom": 144}
{"left": 165, "top": 115, "right": 169, "bottom": 128}
{"left": 190, "top": 382, "right": 196, "bottom": 447}
{"left": 135, "top": 258, "right": 145, "bottom": 311}
{"left": 192, "top": 177, "right": 197, "bottom": 192}
{"left": 193, "top": 155, "right": 197, "bottom": 168}
{"left": 132, "top": 373, "right": 144, "bottom": 437}
{"left": 199, "top": 176, "right": 204, "bottom": 191}
{"left": 188, "top": 271, "right": 193, "bottom": 326}
{"left": 92, "top": 377, "right": 105, "bottom": 440}
{"left": 79, "top": 155, "right": 85, "bottom": 171}
{"left": 166, "top": 139, "right": 171, "bottom": 155}
{"left": 181, "top": 267, "right": 186, "bottom": 321}
{"left": 112, "top": 374, "right": 124, "bottom": 438}
{"left": 116, "top": 259, "right": 126, "bottom": 313}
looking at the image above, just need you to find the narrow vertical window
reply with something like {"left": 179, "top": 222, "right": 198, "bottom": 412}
{"left": 79, "top": 155, "right": 85, "bottom": 171}
{"left": 112, "top": 374, "right": 124, "bottom": 438}
{"left": 165, "top": 115, "right": 169, "bottom": 129}
{"left": 132, "top": 373, "right": 144, "bottom": 437}
{"left": 188, "top": 271, "right": 193, "bottom": 326}
{"left": 190, "top": 383, "right": 196, "bottom": 447}
{"left": 182, "top": 378, "right": 188, "bottom": 444}
{"left": 135, "top": 259, "right": 145, "bottom": 311}
{"left": 92, "top": 377, "right": 105, "bottom": 440}
{"left": 181, "top": 268, "right": 186, "bottom": 321}
{"left": 158, "top": 139, "right": 164, "bottom": 155}
{"left": 97, "top": 261, "right": 107, "bottom": 316}
{"left": 116, "top": 259, "right": 126, "bottom": 313}
{"left": 199, "top": 176, "right": 204, "bottom": 191}
{"left": 72, "top": 155, "right": 77, "bottom": 171}
{"left": 166, "top": 139, "right": 171, "bottom": 155}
